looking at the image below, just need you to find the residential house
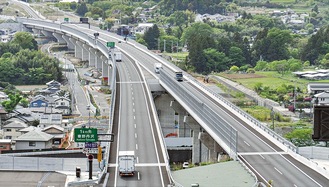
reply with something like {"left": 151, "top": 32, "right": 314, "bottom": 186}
{"left": 0, "top": 91, "right": 8, "bottom": 102}
{"left": 29, "top": 95, "right": 60, "bottom": 108}
{"left": 29, "top": 95, "right": 50, "bottom": 108}
{"left": 0, "top": 107, "right": 8, "bottom": 124}
{"left": 313, "top": 91, "right": 329, "bottom": 105}
{"left": 0, "top": 139, "right": 11, "bottom": 153}
{"left": 307, "top": 83, "right": 329, "bottom": 95}
{"left": 134, "top": 23, "right": 154, "bottom": 35}
{"left": 2, "top": 119, "right": 28, "bottom": 140}
{"left": 14, "top": 130, "right": 53, "bottom": 150}
{"left": 11, "top": 108, "right": 39, "bottom": 125}
{"left": 39, "top": 113, "right": 62, "bottom": 128}
{"left": 19, "top": 126, "right": 37, "bottom": 134}
{"left": 46, "top": 80, "right": 61, "bottom": 88}
{"left": 54, "top": 97, "right": 71, "bottom": 115}
{"left": 0, "top": 34, "right": 10, "bottom": 43}
{"left": 37, "top": 86, "right": 60, "bottom": 96}
{"left": 42, "top": 125, "right": 65, "bottom": 146}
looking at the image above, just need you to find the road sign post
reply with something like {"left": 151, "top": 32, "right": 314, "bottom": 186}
{"left": 107, "top": 42, "right": 115, "bottom": 48}
{"left": 88, "top": 154, "right": 93, "bottom": 179}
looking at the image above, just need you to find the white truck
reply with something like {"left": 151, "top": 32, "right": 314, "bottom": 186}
{"left": 154, "top": 63, "right": 162, "bottom": 73}
{"left": 118, "top": 151, "right": 135, "bottom": 176}
{"left": 113, "top": 51, "right": 122, "bottom": 62}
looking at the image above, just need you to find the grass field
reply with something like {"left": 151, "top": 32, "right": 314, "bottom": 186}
{"left": 165, "top": 52, "right": 188, "bottom": 61}
{"left": 218, "top": 71, "right": 325, "bottom": 93}
{"left": 269, "top": 0, "right": 295, "bottom": 4}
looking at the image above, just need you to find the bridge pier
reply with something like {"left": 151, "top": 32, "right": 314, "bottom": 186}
{"left": 52, "top": 33, "right": 66, "bottom": 44}
{"left": 81, "top": 43, "right": 90, "bottom": 62}
{"left": 95, "top": 51, "right": 103, "bottom": 70}
{"left": 72, "top": 39, "right": 82, "bottom": 60}
{"left": 170, "top": 100, "right": 190, "bottom": 137}
{"left": 155, "top": 94, "right": 225, "bottom": 164}
{"left": 63, "top": 35, "right": 75, "bottom": 50}
{"left": 88, "top": 47, "right": 96, "bottom": 67}
{"left": 32, "top": 28, "right": 42, "bottom": 37}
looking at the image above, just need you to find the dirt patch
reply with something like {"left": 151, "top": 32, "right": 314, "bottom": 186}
{"left": 221, "top": 73, "right": 265, "bottom": 80}
{"left": 15, "top": 85, "right": 46, "bottom": 91}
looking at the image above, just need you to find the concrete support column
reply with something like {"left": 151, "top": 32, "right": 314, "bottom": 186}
{"left": 170, "top": 101, "right": 190, "bottom": 137}
{"left": 41, "top": 30, "right": 55, "bottom": 40}
{"left": 154, "top": 94, "right": 177, "bottom": 137}
{"left": 74, "top": 40, "right": 83, "bottom": 59}
{"left": 184, "top": 116, "right": 205, "bottom": 164}
{"left": 32, "top": 28, "right": 41, "bottom": 37}
{"left": 81, "top": 44, "right": 89, "bottom": 62}
{"left": 63, "top": 36, "right": 75, "bottom": 50}
{"left": 88, "top": 47, "right": 96, "bottom": 67}
{"left": 199, "top": 131, "right": 223, "bottom": 162}
{"left": 95, "top": 51, "right": 103, "bottom": 69}
{"left": 52, "top": 33, "right": 66, "bottom": 44}
{"left": 101, "top": 59, "right": 109, "bottom": 85}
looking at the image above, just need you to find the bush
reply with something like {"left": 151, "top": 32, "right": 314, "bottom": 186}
{"left": 100, "top": 87, "right": 111, "bottom": 94}
{"left": 247, "top": 68, "right": 255, "bottom": 73}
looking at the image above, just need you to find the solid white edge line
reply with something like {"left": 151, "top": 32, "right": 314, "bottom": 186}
{"left": 114, "top": 79, "right": 122, "bottom": 187}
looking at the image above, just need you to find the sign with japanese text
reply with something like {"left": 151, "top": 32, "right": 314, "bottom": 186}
{"left": 74, "top": 128, "right": 98, "bottom": 142}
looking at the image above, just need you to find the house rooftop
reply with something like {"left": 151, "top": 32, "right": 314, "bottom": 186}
{"left": 43, "top": 125, "right": 64, "bottom": 132}
{"left": 3, "top": 120, "right": 28, "bottom": 128}
{"left": 15, "top": 130, "right": 53, "bottom": 141}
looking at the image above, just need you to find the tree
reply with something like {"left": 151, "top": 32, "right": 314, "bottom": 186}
{"left": 182, "top": 22, "right": 215, "bottom": 73}
{"left": 228, "top": 46, "right": 245, "bottom": 67}
{"left": 143, "top": 24, "right": 160, "bottom": 50}
{"left": 76, "top": 2, "right": 88, "bottom": 16}
{"left": 268, "top": 60, "right": 289, "bottom": 76}
{"left": 12, "top": 32, "right": 38, "bottom": 50}
{"left": 254, "top": 60, "right": 268, "bottom": 71}
{"left": 287, "top": 58, "right": 303, "bottom": 71}
{"left": 230, "top": 65, "right": 239, "bottom": 72}
{"left": 320, "top": 53, "right": 329, "bottom": 68}
{"left": 300, "top": 26, "right": 329, "bottom": 64}
{"left": 19, "top": 98, "right": 29, "bottom": 108}
{"left": 203, "top": 48, "right": 228, "bottom": 73}
{"left": 0, "top": 57, "right": 24, "bottom": 84}
{"left": 1, "top": 94, "right": 22, "bottom": 113}
{"left": 252, "top": 28, "right": 292, "bottom": 62}
{"left": 285, "top": 128, "right": 313, "bottom": 146}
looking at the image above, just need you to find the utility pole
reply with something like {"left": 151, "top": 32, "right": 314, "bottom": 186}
{"left": 271, "top": 108, "right": 275, "bottom": 131}
{"left": 293, "top": 83, "right": 296, "bottom": 112}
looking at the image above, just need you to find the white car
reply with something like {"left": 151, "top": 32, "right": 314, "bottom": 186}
{"left": 183, "top": 162, "right": 189, "bottom": 169}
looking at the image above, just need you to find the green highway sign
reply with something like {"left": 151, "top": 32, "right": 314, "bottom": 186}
{"left": 107, "top": 42, "right": 115, "bottom": 48}
{"left": 74, "top": 128, "right": 98, "bottom": 142}
{"left": 64, "top": 17, "right": 69, "bottom": 22}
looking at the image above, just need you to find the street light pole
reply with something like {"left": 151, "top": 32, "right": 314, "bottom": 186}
{"left": 87, "top": 105, "right": 91, "bottom": 128}
{"left": 271, "top": 108, "right": 275, "bottom": 131}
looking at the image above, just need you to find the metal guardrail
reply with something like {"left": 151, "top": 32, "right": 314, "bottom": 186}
{"left": 160, "top": 70, "right": 238, "bottom": 157}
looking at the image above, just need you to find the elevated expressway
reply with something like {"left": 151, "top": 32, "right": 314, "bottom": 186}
{"left": 15, "top": 16, "right": 329, "bottom": 186}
